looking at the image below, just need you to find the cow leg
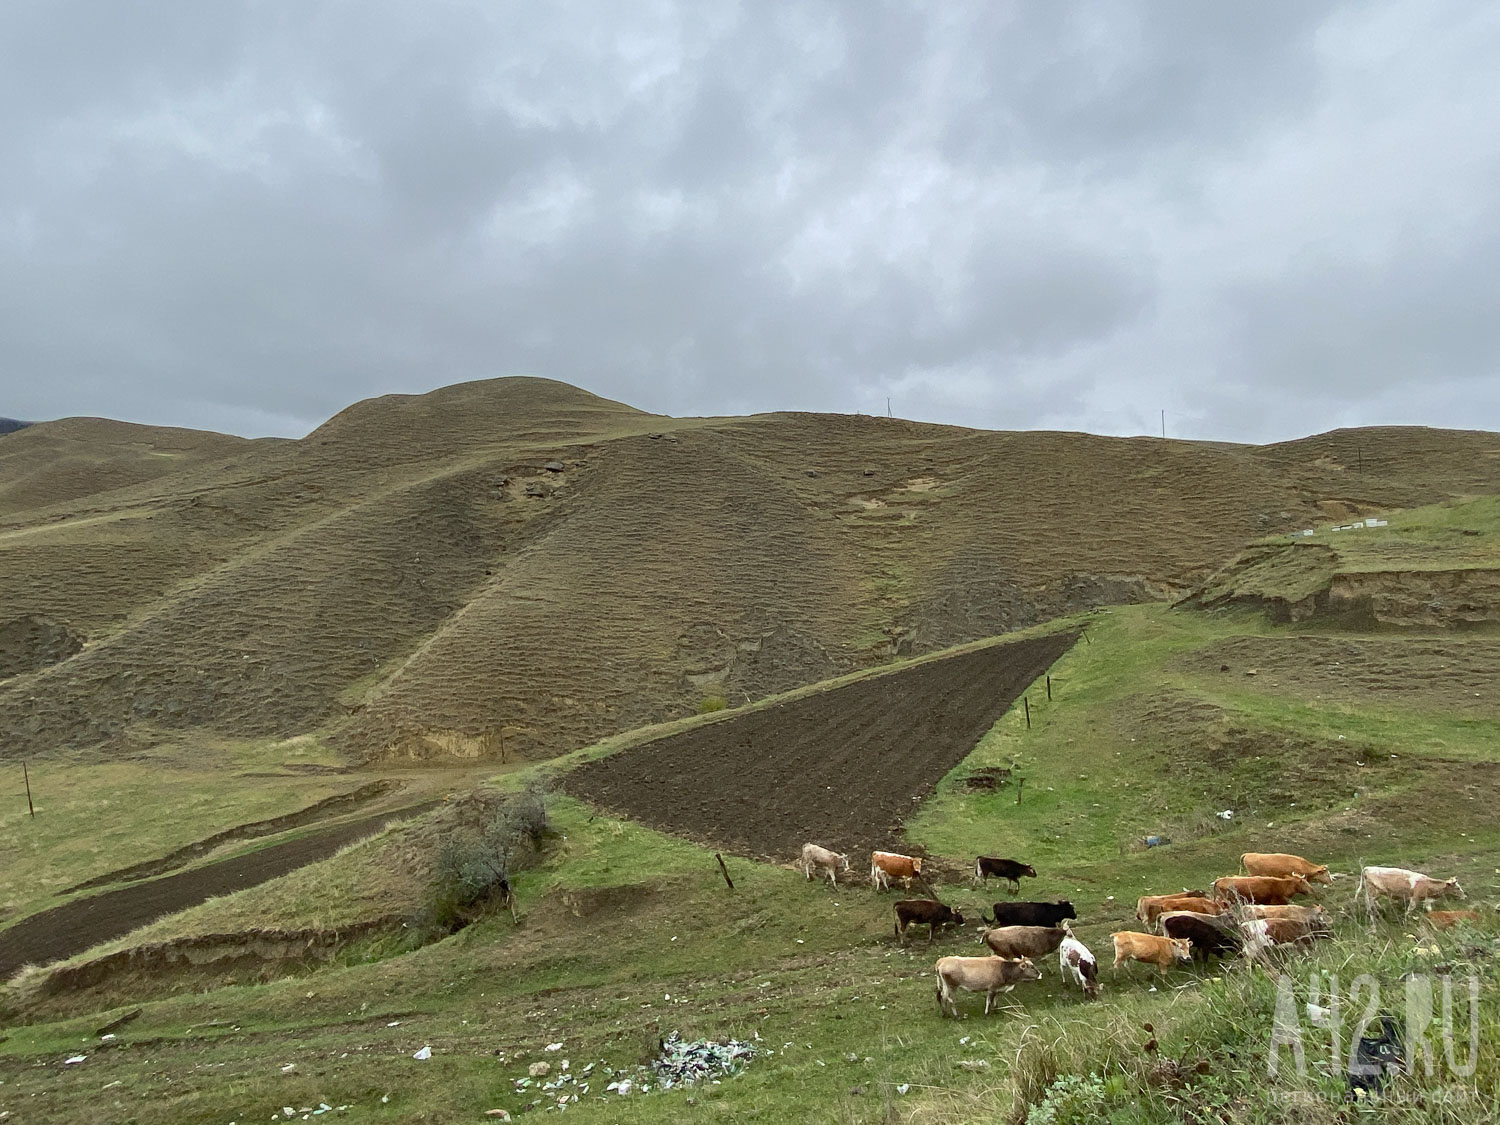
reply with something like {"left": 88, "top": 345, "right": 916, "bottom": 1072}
{"left": 984, "top": 988, "right": 994, "bottom": 1016}
{"left": 827, "top": 868, "right": 837, "bottom": 888}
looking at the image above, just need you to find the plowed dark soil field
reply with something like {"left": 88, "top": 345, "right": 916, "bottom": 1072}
{"left": 566, "top": 631, "right": 1076, "bottom": 863}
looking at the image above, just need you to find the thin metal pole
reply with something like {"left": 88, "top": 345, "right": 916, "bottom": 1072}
{"left": 23, "top": 761, "right": 35, "bottom": 818}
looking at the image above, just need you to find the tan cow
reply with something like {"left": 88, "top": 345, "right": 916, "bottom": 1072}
{"left": 1358, "top": 866, "right": 1464, "bottom": 915}
{"left": 1212, "top": 875, "right": 1313, "bottom": 905}
{"left": 1241, "top": 852, "right": 1333, "bottom": 885}
{"left": 801, "top": 843, "right": 850, "bottom": 886}
{"left": 1241, "top": 904, "right": 1330, "bottom": 925}
{"left": 979, "top": 925, "right": 1067, "bottom": 960}
{"left": 1110, "top": 931, "right": 1192, "bottom": 973}
{"left": 1240, "top": 916, "right": 1330, "bottom": 960}
{"left": 935, "top": 955, "right": 1042, "bottom": 1017}
{"left": 871, "top": 850, "right": 923, "bottom": 892}
{"left": 1137, "top": 893, "right": 1225, "bottom": 927}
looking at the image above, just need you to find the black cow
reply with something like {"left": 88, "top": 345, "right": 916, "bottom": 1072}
{"left": 1160, "top": 911, "right": 1242, "bottom": 962}
{"left": 894, "top": 899, "right": 965, "bottom": 944}
{"left": 981, "top": 900, "right": 1077, "bottom": 928}
{"left": 974, "top": 856, "right": 1037, "bottom": 894}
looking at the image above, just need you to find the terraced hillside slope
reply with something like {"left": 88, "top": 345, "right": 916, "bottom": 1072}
{"left": 1185, "top": 494, "right": 1500, "bottom": 625}
{"left": 3, "top": 378, "right": 1500, "bottom": 763}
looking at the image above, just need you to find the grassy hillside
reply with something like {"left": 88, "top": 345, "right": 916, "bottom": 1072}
{"left": 1186, "top": 494, "right": 1500, "bottom": 625}
{"left": 3, "top": 602, "right": 1498, "bottom": 1122}
{"left": 5, "top": 379, "right": 1500, "bottom": 765}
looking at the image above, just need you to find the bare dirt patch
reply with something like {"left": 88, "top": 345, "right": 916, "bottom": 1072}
{"left": 565, "top": 632, "right": 1075, "bottom": 864}
{"left": 0, "top": 801, "right": 436, "bottom": 979}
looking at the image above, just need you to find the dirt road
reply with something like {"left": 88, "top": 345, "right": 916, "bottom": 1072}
{"left": 0, "top": 801, "right": 435, "bottom": 979}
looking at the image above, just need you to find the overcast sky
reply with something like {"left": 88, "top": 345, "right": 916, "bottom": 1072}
{"left": 3, "top": 2, "right": 1498, "bottom": 442}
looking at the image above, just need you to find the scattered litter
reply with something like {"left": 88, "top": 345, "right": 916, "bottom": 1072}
{"left": 387, "top": 1021, "right": 400, "bottom": 1028}
{"left": 63, "top": 1056, "right": 87, "bottom": 1065}
{"left": 99, "top": 1034, "right": 116, "bottom": 1042}
{"left": 651, "top": 1032, "right": 761, "bottom": 1089}
{"left": 1216, "top": 810, "right": 1233, "bottom": 821}
{"left": 529, "top": 1062, "right": 551, "bottom": 1078}
{"left": 606, "top": 1079, "right": 633, "bottom": 1095}
{"left": 281, "top": 1063, "right": 297, "bottom": 1074}
{"left": 283, "top": 1110, "right": 296, "bottom": 1119}
{"left": 1143, "top": 835, "right": 1171, "bottom": 848}
{"left": 958, "top": 1036, "right": 970, "bottom": 1045}
{"left": 412, "top": 1046, "right": 432, "bottom": 1061}
{"left": 958, "top": 1059, "right": 990, "bottom": 1072}
{"left": 896, "top": 1083, "right": 911, "bottom": 1094}
{"left": 545, "top": 1042, "right": 564, "bottom": 1052}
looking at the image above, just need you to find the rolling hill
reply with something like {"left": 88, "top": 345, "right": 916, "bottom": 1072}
{"left": 3, "top": 378, "right": 1500, "bottom": 763}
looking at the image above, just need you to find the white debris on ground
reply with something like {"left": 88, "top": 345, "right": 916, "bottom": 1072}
{"left": 508, "top": 1033, "right": 765, "bottom": 1112}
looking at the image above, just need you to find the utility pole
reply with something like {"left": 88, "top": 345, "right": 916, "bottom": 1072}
{"left": 1160, "top": 409, "right": 1165, "bottom": 439}
{"left": 886, "top": 397, "right": 892, "bottom": 418}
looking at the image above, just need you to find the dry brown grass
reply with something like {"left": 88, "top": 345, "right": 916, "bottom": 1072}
{"left": 4, "top": 378, "right": 1500, "bottom": 765}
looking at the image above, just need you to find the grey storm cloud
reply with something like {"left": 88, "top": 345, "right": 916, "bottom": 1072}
{"left": 2, "top": 0, "right": 1498, "bottom": 441}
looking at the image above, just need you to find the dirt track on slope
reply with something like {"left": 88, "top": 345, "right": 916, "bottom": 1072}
{"left": 566, "top": 631, "right": 1076, "bottom": 864}
{"left": 0, "top": 802, "right": 436, "bottom": 980}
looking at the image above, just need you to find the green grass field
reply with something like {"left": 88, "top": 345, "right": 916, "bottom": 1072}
{"left": 5, "top": 600, "right": 1500, "bottom": 1122}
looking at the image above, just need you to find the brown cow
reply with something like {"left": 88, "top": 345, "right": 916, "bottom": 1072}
{"left": 935, "top": 956, "right": 1042, "bottom": 1016}
{"left": 1242, "top": 904, "right": 1330, "bottom": 925}
{"left": 1110, "top": 931, "right": 1192, "bottom": 973}
{"left": 1138, "top": 893, "right": 1226, "bottom": 927}
{"left": 979, "top": 925, "right": 1067, "bottom": 961}
{"left": 871, "top": 850, "right": 923, "bottom": 892}
{"left": 1241, "top": 852, "right": 1333, "bottom": 885}
{"left": 1241, "top": 916, "right": 1330, "bottom": 960}
{"left": 1212, "top": 875, "right": 1313, "bottom": 905}
{"left": 1425, "top": 910, "right": 1482, "bottom": 930}
{"left": 894, "top": 900, "right": 965, "bottom": 944}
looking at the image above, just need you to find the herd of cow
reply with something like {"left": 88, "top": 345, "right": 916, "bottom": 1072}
{"left": 799, "top": 843, "right": 1477, "bottom": 1018}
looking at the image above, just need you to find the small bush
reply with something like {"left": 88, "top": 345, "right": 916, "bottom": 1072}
{"left": 420, "top": 782, "right": 549, "bottom": 933}
{"left": 698, "top": 695, "right": 728, "bottom": 714}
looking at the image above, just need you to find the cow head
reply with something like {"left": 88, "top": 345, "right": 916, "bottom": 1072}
{"left": 1022, "top": 864, "right": 1038, "bottom": 879}
{"left": 911, "top": 857, "right": 924, "bottom": 873}
{"left": 1309, "top": 864, "right": 1333, "bottom": 885}
{"left": 949, "top": 907, "right": 966, "bottom": 927}
{"left": 1447, "top": 878, "right": 1465, "bottom": 899}
{"left": 1170, "top": 938, "right": 1193, "bottom": 964}
{"left": 1011, "top": 956, "right": 1042, "bottom": 982}
{"left": 1056, "top": 900, "right": 1077, "bottom": 920}
{"left": 838, "top": 853, "right": 851, "bottom": 872}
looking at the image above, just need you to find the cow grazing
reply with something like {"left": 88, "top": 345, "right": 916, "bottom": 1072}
{"left": 1240, "top": 916, "right": 1330, "bottom": 960}
{"left": 935, "top": 955, "right": 1042, "bottom": 1017}
{"left": 1212, "top": 875, "right": 1313, "bottom": 905}
{"left": 1110, "top": 931, "right": 1192, "bottom": 973}
{"left": 982, "top": 900, "right": 1077, "bottom": 928}
{"left": 1357, "top": 866, "right": 1464, "bottom": 916}
{"left": 1242, "top": 904, "right": 1330, "bottom": 926}
{"left": 800, "top": 843, "right": 850, "bottom": 887}
{"left": 974, "top": 856, "right": 1037, "bottom": 894}
{"left": 871, "top": 850, "right": 923, "bottom": 892}
{"left": 979, "top": 924, "right": 1067, "bottom": 961}
{"left": 1241, "top": 852, "right": 1333, "bottom": 885}
{"left": 1137, "top": 893, "right": 1225, "bottom": 926}
{"left": 1158, "top": 911, "right": 1242, "bottom": 962}
{"left": 895, "top": 899, "right": 965, "bottom": 944}
{"left": 1057, "top": 929, "right": 1099, "bottom": 999}
{"left": 1425, "top": 910, "right": 1482, "bottom": 931}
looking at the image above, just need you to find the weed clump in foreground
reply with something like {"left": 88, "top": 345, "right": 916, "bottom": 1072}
{"left": 1007, "top": 921, "right": 1500, "bottom": 1124}
{"left": 420, "top": 782, "right": 550, "bottom": 933}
